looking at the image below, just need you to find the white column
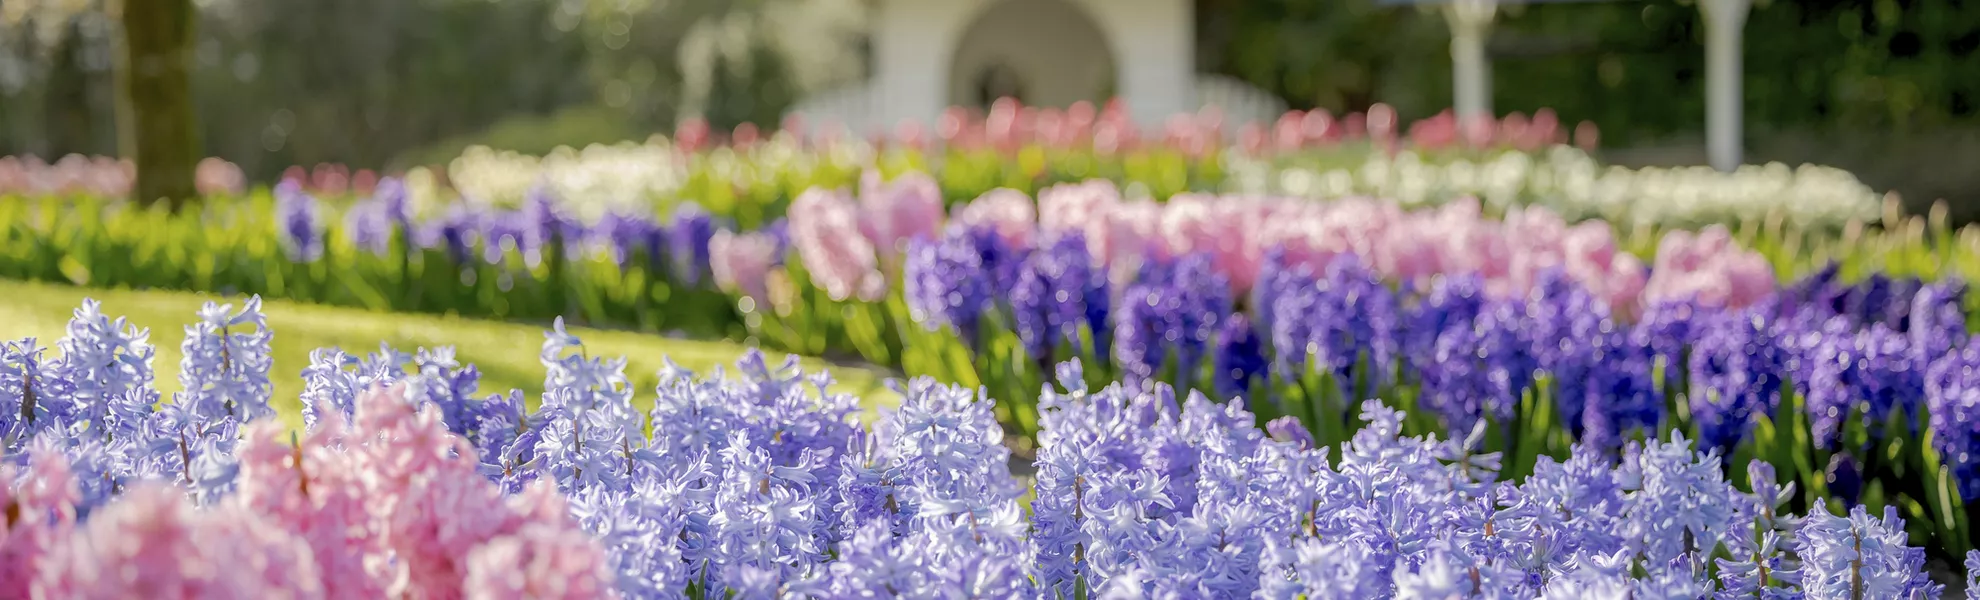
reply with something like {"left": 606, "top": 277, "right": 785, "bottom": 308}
{"left": 1086, "top": 0, "right": 1194, "bottom": 129}
{"left": 1445, "top": 0, "right": 1497, "bottom": 124}
{"left": 1701, "top": 0, "right": 1752, "bottom": 172}
{"left": 873, "top": 0, "right": 981, "bottom": 130}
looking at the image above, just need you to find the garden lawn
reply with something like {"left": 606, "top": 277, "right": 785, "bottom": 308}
{"left": 0, "top": 280, "right": 900, "bottom": 431}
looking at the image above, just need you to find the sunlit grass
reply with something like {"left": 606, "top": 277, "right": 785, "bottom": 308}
{"left": 0, "top": 279, "right": 901, "bottom": 430}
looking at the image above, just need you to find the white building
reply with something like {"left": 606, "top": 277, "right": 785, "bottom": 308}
{"left": 787, "top": 0, "right": 1285, "bottom": 135}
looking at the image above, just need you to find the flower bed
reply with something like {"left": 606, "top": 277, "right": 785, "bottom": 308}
{"left": 2, "top": 299, "right": 1972, "bottom": 597}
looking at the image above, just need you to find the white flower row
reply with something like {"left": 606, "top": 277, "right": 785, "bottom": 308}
{"left": 1225, "top": 146, "right": 1886, "bottom": 228}
{"left": 444, "top": 140, "right": 690, "bottom": 223}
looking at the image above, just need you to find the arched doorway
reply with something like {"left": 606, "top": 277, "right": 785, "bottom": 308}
{"left": 947, "top": 0, "right": 1117, "bottom": 111}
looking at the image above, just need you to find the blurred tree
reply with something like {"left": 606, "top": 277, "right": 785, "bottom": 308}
{"left": 115, "top": 0, "right": 199, "bottom": 207}
{"left": 1196, "top": 0, "right": 1448, "bottom": 114}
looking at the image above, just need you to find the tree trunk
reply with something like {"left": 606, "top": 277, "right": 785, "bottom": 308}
{"left": 116, "top": 0, "right": 200, "bottom": 208}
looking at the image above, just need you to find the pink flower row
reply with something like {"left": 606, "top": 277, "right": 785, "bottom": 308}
{"left": 1238, "top": 107, "right": 1600, "bottom": 157}
{"left": 695, "top": 99, "right": 1599, "bottom": 158}
{"left": 0, "top": 156, "right": 246, "bottom": 198}
{"left": 1, "top": 385, "right": 613, "bottom": 600}
{"left": 753, "top": 174, "right": 1775, "bottom": 316}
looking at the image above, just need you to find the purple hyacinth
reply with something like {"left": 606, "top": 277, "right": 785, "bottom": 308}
{"left": 345, "top": 202, "right": 394, "bottom": 256}
{"left": 1, "top": 338, "right": 70, "bottom": 447}
{"left": 1274, "top": 255, "right": 1396, "bottom": 398}
{"left": 1411, "top": 288, "right": 1530, "bottom": 435}
{"left": 1112, "top": 256, "right": 1215, "bottom": 392}
{"left": 345, "top": 177, "right": 413, "bottom": 256}
{"left": 594, "top": 212, "right": 662, "bottom": 269}
{"left": 1213, "top": 312, "right": 1266, "bottom": 400}
{"left": 904, "top": 227, "right": 993, "bottom": 347}
{"left": 1168, "top": 254, "right": 1231, "bottom": 388}
{"left": 1526, "top": 269, "right": 1617, "bottom": 434}
{"left": 272, "top": 179, "right": 322, "bottom": 261}
{"left": 426, "top": 205, "right": 482, "bottom": 265}
{"left": 1926, "top": 340, "right": 1980, "bottom": 500}
{"left": 1910, "top": 279, "right": 1968, "bottom": 364}
{"left": 1011, "top": 233, "right": 1102, "bottom": 361}
{"left": 373, "top": 176, "right": 411, "bottom": 225}
{"left": 1687, "top": 307, "right": 1786, "bottom": 451}
{"left": 668, "top": 203, "right": 715, "bottom": 287}
{"left": 172, "top": 297, "right": 275, "bottom": 423}
{"left": 1799, "top": 505, "right": 1939, "bottom": 599}
{"left": 55, "top": 299, "right": 158, "bottom": 439}
{"left": 1577, "top": 333, "right": 1664, "bottom": 453}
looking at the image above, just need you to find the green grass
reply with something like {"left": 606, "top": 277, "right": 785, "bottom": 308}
{"left": 0, "top": 279, "right": 900, "bottom": 430}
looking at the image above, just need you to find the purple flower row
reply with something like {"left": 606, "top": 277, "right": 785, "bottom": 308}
{"left": 898, "top": 211, "right": 1980, "bottom": 503}
{"left": 275, "top": 178, "right": 724, "bottom": 284}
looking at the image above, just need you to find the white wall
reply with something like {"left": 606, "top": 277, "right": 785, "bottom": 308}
{"left": 1078, "top": 0, "right": 1194, "bottom": 127}
{"left": 947, "top": 0, "right": 1116, "bottom": 109}
{"left": 869, "top": 0, "right": 1193, "bottom": 130}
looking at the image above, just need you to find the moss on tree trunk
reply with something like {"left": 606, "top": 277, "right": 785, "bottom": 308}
{"left": 116, "top": 0, "right": 200, "bottom": 209}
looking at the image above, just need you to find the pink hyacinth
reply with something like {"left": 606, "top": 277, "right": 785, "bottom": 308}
{"left": 354, "top": 384, "right": 530, "bottom": 600}
{"left": 2, "top": 449, "right": 78, "bottom": 598}
{"left": 234, "top": 415, "right": 388, "bottom": 600}
{"left": 462, "top": 484, "right": 618, "bottom": 600}
{"left": 1644, "top": 225, "right": 1776, "bottom": 310}
{"left": 954, "top": 188, "right": 1037, "bottom": 248}
{"left": 35, "top": 484, "right": 326, "bottom": 600}
{"left": 710, "top": 229, "right": 782, "bottom": 305}
{"left": 1560, "top": 219, "right": 1648, "bottom": 316}
{"left": 856, "top": 170, "right": 945, "bottom": 261}
{"left": 791, "top": 188, "right": 888, "bottom": 302}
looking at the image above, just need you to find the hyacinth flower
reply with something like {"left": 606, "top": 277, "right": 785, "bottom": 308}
{"left": 1966, "top": 551, "right": 1979, "bottom": 600}
{"left": 1, "top": 338, "right": 70, "bottom": 449}
{"left": 423, "top": 204, "right": 485, "bottom": 266}
{"left": 1926, "top": 340, "right": 1980, "bottom": 501}
{"left": 856, "top": 169, "right": 944, "bottom": 265}
{"left": 1799, "top": 505, "right": 1941, "bottom": 599}
{"left": 1009, "top": 232, "right": 1099, "bottom": 363}
{"left": 953, "top": 187, "right": 1036, "bottom": 249}
{"left": 668, "top": 203, "right": 716, "bottom": 287}
{"left": 174, "top": 297, "right": 275, "bottom": 423}
{"left": 9, "top": 302, "right": 1974, "bottom": 598}
{"left": 1113, "top": 253, "right": 1229, "bottom": 393}
{"left": 344, "top": 176, "right": 412, "bottom": 257}
{"left": 593, "top": 211, "right": 664, "bottom": 270}
{"left": 1687, "top": 306, "right": 1787, "bottom": 451}
{"left": 904, "top": 226, "right": 993, "bottom": 348}
{"left": 54, "top": 299, "right": 157, "bottom": 439}
{"left": 710, "top": 228, "right": 783, "bottom": 307}
{"left": 272, "top": 178, "right": 322, "bottom": 261}
{"left": 967, "top": 222, "right": 1031, "bottom": 299}
{"left": 535, "top": 317, "right": 646, "bottom": 494}
{"left": 1213, "top": 312, "right": 1267, "bottom": 400}
{"left": 789, "top": 187, "right": 886, "bottom": 302}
